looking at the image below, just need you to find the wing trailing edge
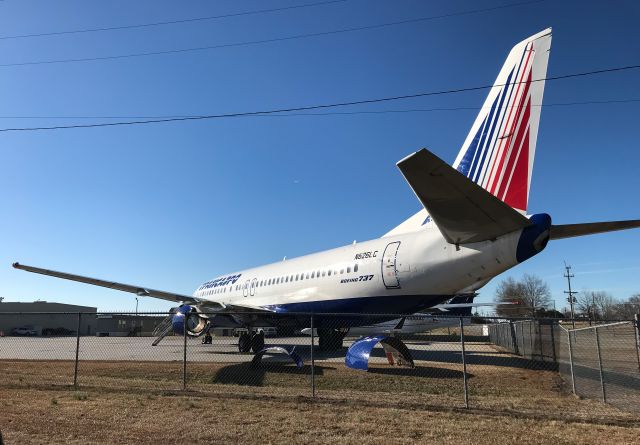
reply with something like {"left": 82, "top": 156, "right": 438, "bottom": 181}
{"left": 396, "top": 148, "right": 530, "bottom": 244}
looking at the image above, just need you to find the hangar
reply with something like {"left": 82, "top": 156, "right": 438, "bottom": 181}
{"left": 0, "top": 301, "right": 97, "bottom": 336}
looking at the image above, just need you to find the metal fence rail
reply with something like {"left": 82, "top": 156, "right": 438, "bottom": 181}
{"left": 1, "top": 312, "right": 639, "bottom": 419}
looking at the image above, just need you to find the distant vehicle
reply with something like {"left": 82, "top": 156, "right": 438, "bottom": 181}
{"left": 258, "top": 327, "right": 278, "bottom": 337}
{"left": 11, "top": 326, "right": 37, "bottom": 336}
{"left": 41, "top": 327, "right": 76, "bottom": 336}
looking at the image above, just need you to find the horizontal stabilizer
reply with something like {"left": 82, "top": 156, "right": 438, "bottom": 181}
{"left": 396, "top": 148, "right": 530, "bottom": 244}
{"left": 549, "top": 220, "right": 640, "bottom": 240}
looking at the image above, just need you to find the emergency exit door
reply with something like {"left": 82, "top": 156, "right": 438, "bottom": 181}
{"left": 381, "top": 241, "right": 401, "bottom": 289}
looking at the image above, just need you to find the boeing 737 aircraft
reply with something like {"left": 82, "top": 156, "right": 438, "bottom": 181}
{"left": 13, "top": 28, "right": 640, "bottom": 363}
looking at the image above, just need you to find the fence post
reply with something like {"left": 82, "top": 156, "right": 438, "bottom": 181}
{"left": 594, "top": 327, "right": 606, "bottom": 403}
{"left": 537, "top": 321, "right": 544, "bottom": 360}
{"left": 567, "top": 329, "right": 576, "bottom": 395}
{"left": 510, "top": 321, "right": 518, "bottom": 355}
{"left": 634, "top": 315, "right": 640, "bottom": 374}
{"left": 73, "top": 312, "right": 81, "bottom": 388}
{"left": 460, "top": 317, "right": 469, "bottom": 409}
{"left": 521, "top": 322, "right": 526, "bottom": 356}
{"left": 550, "top": 322, "right": 557, "bottom": 363}
{"left": 183, "top": 317, "right": 187, "bottom": 391}
{"left": 310, "top": 314, "right": 315, "bottom": 398}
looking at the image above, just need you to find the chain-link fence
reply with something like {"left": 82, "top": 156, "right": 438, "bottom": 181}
{"left": 489, "top": 318, "right": 640, "bottom": 415}
{"left": 1, "top": 312, "right": 639, "bottom": 420}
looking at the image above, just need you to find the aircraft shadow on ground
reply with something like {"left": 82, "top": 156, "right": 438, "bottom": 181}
{"left": 212, "top": 362, "right": 332, "bottom": 387}
{"left": 203, "top": 341, "right": 558, "bottom": 371}
{"left": 368, "top": 366, "right": 468, "bottom": 379}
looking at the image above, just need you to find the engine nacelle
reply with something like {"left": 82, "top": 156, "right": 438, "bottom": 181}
{"left": 172, "top": 305, "right": 209, "bottom": 337}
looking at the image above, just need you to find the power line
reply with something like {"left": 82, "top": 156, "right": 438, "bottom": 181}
{"left": 0, "top": 63, "right": 637, "bottom": 132}
{"left": 1, "top": 99, "right": 638, "bottom": 120}
{"left": 0, "top": 0, "right": 544, "bottom": 68}
{"left": 0, "top": 0, "right": 349, "bottom": 41}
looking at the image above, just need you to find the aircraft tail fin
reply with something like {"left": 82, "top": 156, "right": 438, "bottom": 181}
{"left": 453, "top": 28, "right": 551, "bottom": 213}
{"left": 385, "top": 29, "right": 551, "bottom": 238}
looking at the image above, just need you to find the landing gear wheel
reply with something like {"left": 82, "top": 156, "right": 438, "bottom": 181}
{"left": 238, "top": 332, "right": 251, "bottom": 353}
{"left": 251, "top": 331, "right": 265, "bottom": 353}
{"left": 318, "top": 329, "right": 345, "bottom": 351}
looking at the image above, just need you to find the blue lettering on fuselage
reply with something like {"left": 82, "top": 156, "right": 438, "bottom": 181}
{"left": 198, "top": 274, "right": 242, "bottom": 290}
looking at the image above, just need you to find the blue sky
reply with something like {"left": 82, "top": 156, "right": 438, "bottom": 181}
{"left": 0, "top": 0, "right": 638, "bottom": 312}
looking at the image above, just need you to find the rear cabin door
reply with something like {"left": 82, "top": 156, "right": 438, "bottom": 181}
{"left": 250, "top": 278, "right": 257, "bottom": 296}
{"left": 243, "top": 280, "right": 250, "bottom": 297}
{"left": 381, "top": 241, "right": 401, "bottom": 289}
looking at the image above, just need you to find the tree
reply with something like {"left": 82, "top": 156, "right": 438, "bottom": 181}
{"left": 494, "top": 274, "right": 552, "bottom": 317}
{"left": 577, "top": 290, "right": 619, "bottom": 321}
{"left": 613, "top": 294, "right": 640, "bottom": 320}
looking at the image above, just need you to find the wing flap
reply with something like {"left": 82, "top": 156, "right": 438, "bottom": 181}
{"left": 550, "top": 220, "right": 640, "bottom": 240}
{"left": 396, "top": 149, "right": 530, "bottom": 244}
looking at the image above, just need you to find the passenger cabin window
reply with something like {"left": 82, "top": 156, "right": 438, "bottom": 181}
{"left": 340, "top": 269, "right": 344, "bottom": 274}
{"left": 328, "top": 270, "right": 332, "bottom": 276}
{"left": 311, "top": 271, "right": 315, "bottom": 278}
{"left": 354, "top": 264, "right": 359, "bottom": 272}
{"left": 322, "top": 271, "right": 326, "bottom": 277}
{"left": 347, "top": 267, "right": 351, "bottom": 273}
{"left": 305, "top": 273, "right": 310, "bottom": 279}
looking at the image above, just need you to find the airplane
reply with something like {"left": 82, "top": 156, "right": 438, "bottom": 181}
{"left": 13, "top": 28, "right": 640, "bottom": 369}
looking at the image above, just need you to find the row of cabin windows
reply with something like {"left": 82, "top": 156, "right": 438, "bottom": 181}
{"left": 254, "top": 263, "right": 359, "bottom": 289}
{"left": 201, "top": 264, "right": 360, "bottom": 296}
{"left": 203, "top": 286, "right": 229, "bottom": 296}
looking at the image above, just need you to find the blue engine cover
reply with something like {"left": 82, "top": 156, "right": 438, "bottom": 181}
{"left": 171, "top": 305, "right": 193, "bottom": 335}
{"left": 345, "top": 335, "right": 415, "bottom": 371}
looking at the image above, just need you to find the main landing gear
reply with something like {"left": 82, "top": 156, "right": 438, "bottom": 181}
{"left": 238, "top": 330, "right": 265, "bottom": 353}
{"left": 318, "top": 328, "right": 346, "bottom": 351}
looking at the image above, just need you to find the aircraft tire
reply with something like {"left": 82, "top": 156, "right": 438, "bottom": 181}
{"left": 251, "top": 331, "right": 265, "bottom": 353}
{"left": 318, "top": 329, "right": 343, "bottom": 351}
{"left": 238, "top": 332, "right": 251, "bottom": 353}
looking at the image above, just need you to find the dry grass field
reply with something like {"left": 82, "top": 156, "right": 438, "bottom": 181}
{"left": 0, "top": 359, "right": 639, "bottom": 444}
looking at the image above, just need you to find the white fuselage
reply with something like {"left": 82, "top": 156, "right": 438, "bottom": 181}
{"left": 193, "top": 224, "right": 523, "bottom": 315}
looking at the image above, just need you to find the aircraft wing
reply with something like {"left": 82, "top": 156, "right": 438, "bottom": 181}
{"left": 396, "top": 148, "right": 531, "bottom": 244}
{"left": 13, "top": 262, "right": 276, "bottom": 313}
{"left": 13, "top": 262, "right": 212, "bottom": 308}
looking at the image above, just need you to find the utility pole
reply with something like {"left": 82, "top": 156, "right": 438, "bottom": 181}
{"left": 564, "top": 263, "right": 578, "bottom": 329}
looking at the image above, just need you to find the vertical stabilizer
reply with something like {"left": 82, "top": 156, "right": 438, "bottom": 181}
{"left": 385, "top": 29, "right": 551, "bottom": 238}
{"left": 453, "top": 28, "right": 551, "bottom": 213}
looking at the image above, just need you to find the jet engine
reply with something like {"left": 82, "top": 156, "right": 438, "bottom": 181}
{"left": 172, "top": 305, "right": 209, "bottom": 337}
